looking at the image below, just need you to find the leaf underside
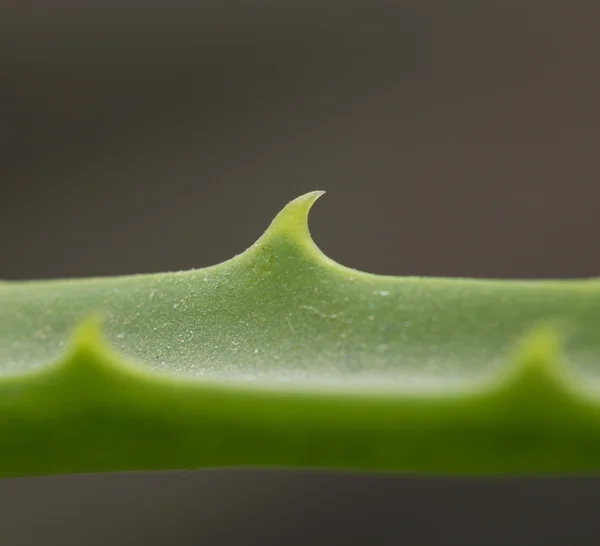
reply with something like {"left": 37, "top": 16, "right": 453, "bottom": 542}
{"left": 2, "top": 191, "right": 600, "bottom": 478}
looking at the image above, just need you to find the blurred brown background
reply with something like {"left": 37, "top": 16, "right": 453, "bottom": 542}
{"left": 2, "top": 1, "right": 600, "bottom": 545}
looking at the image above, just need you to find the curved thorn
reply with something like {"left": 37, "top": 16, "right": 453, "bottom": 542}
{"left": 254, "top": 191, "right": 326, "bottom": 250}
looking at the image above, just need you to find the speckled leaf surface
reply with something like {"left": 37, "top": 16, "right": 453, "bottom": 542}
{"left": 2, "top": 192, "right": 600, "bottom": 478}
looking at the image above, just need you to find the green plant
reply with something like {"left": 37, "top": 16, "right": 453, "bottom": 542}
{"left": 1, "top": 191, "right": 600, "bottom": 478}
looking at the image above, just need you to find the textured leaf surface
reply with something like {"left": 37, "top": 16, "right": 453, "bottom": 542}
{"left": 2, "top": 192, "right": 600, "bottom": 477}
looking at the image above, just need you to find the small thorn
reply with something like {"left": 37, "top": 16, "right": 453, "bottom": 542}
{"left": 46, "top": 314, "right": 114, "bottom": 386}
{"left": 63, "top": 314, "right": 112, "bottom": 367}
{"left": 255, "top": 191, "right": 326, "bottom": 249}
{"left": 71, "top": 314, "right": 105, "bottom": 349}
{"left": 494, "top": 322, "right": 570, "bottom": 399}
{"left": 515, "top": 324, "right": 561, "bottom": 373}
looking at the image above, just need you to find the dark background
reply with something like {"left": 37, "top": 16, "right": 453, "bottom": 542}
{"left": 2, "top": 2, "right": 600, "bottom": 544}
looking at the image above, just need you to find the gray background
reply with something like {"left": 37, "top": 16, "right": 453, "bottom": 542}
{"left": 2, "top": 1, "right": 600, "bottom": 544}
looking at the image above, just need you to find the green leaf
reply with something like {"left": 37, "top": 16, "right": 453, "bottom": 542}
{"left": 2, "top": 191, "right": 600, "bottom": 478}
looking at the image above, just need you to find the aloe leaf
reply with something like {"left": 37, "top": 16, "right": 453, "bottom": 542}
{"left": 2, "top": 191, "right": 600, "bottom": 478}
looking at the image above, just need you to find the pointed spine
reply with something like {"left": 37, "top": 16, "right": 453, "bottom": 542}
{"left": 253, "top": 191, "right": 326, "bottom": 253}
{"left": 487, "top": 323, "right": 593, "bottom": 419}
